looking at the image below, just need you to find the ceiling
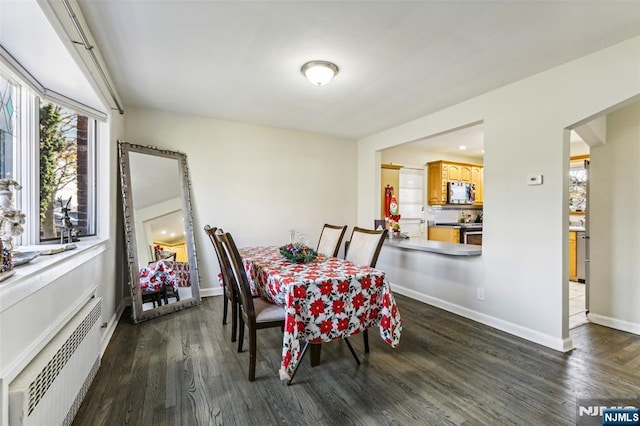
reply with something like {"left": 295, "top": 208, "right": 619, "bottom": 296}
{"left": 75, "top": 1, "right": 640, "bottom": 140}
{"left": 399, "top": 123, "right": 588, "bottom": 158}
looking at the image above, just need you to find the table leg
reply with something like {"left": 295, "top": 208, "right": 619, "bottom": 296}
{"left": 310, "top": 344, "right": 322, "bottom": 367}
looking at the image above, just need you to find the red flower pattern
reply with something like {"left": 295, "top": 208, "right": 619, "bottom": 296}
{"left": 285, "top": 315, "right": 295, "bottom": 332}
{"left": 238, "top": 246, "right": 402, "bottom": 381}
{"left": 310, "top": 299, "right": 325, "bottom": 317}
{"left": 352, "top": 292, "right": 365, "bottom": 309}
{"left": 360, "top": 276, "right": 372, "bottom": 290}
{"left": 332, "top": 299, "right": 345, "bottom": 314}
{"left": 337, "top": 318, "right": 349, "bottom": 332}
{"left": 320, "top": 320, "right": 333, "bottom": 334}
{"left": 293, "top": 285, "right": 307, "bottom": 299}
{"left": 139, "top": 260, "right": 190, "bottom": 291}
{"left": 320, "top": 281, "right": 333, "bottom": 296}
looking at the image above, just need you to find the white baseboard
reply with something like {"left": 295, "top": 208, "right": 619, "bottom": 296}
{"left": 201, "top": 287, "right": 222, "bottom": 298}
{"left": 391, "top": 284, "right": 573, "bottom": 353}
{"left": 100, "top": 299, "right": 126, "bottom": 357}
{"left": 588, "top": 313, "right": 640, "bottom": 335}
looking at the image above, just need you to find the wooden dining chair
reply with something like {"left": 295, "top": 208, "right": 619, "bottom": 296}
{"left": 216, "top": 231, "right": 286, "bottom": 382}
{"left": 316, "top": 224, "right": 347, "bottom": 257}
{"left": 345, "top": 226, "right": 388, "bottom": 353}
{"left": 204, "top": 225, "right": 238, "bottom": 342}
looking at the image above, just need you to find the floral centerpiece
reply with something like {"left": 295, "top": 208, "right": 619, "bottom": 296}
{"left": 0, "top": 179, "right": 26, "bottom": 279}
{"left": 279, "top": 242, "right": 318, "bottom": 264}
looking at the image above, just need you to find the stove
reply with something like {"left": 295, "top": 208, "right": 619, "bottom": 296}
{"left": 433, "top": 223, "right": 483, "bottom": 244}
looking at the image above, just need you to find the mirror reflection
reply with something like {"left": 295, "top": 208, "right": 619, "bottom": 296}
{"left": 119, "top": 142, "right": 201, "bottom": 322}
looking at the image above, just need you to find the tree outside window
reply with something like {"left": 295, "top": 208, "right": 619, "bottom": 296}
{"left": 39, "top": 101, "right": 91, "bottom": 240}
{"left": 569, "top": 164, "right": 587, "bottom": 212}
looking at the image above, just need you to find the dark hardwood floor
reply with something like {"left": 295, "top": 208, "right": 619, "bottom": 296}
{"left": 73, "top": 294, "right": 640, "bottom": 425}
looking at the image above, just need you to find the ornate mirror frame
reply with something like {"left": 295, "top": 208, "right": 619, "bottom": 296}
{"left": 118, "top": 141, "right": 201, "bottom": 322}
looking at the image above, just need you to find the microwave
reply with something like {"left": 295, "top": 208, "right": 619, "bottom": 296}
{"left": 447, "top": 181, "right": 475, "bottom": 204}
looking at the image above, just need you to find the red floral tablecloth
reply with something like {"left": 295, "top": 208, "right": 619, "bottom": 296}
{"left": 139, "top": 260, "right": 190, "bottom": 292}
{"left": 239, "top": 246, "right": 402, "bottom": 380}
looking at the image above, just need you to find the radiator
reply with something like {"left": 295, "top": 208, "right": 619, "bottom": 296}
{"left": 8, "top": 298, "right": 102, "bottom": 426}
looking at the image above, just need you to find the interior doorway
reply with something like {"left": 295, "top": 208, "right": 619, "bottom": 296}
{"left": 568, "top": 137, "right": 589, "bottom": 330}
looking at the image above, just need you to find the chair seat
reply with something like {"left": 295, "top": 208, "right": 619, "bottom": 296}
{"left": 254, "top": 297, "right": 286, "bottom": 322}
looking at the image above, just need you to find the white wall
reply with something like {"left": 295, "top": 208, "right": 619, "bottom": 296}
{"left": 588, "top": 100, "right": 640, "bottom": 333}
{"left": 360, "top": 36, "right": 640, "bottom": 351}
{"left": 124, "top": 108, "right": 358, "bottom": 293}
{"left": 381, "top": 144, "right": 483, "bottom": 166}
{"left": 0, "top": 111, "right": 125, "bottom": 425}
{"left": 134, "top": 197, "right": 183, "bottom": 265}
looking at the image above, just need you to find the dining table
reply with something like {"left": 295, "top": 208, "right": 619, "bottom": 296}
{"left": 239, "top": 246, "right": 402, "bottom": 380}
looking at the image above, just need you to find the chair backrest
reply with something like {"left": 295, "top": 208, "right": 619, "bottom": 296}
{"left": 345, "top": 226, "right": 387, "bottom": 268}
{"left": 316, "top": 224, "right": 347, "bottom": 257}
{"left": 216, "top": 231, "right": 256, "bottom": 321}
{"left": 204, "top": 225, "right": 235, "bottom": 299}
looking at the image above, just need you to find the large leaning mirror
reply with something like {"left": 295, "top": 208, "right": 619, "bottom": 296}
{"left": 118, "top": 141, "right": 201, "bottom": 322}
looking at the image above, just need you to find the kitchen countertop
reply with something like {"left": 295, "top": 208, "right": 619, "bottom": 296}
{"left": 569, "top": 226, "right": 586, "bottom": 232}
{"left": 383, "top": 238, "right": 482, "bottom": 256}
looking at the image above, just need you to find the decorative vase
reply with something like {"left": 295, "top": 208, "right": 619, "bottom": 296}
{"left": 0, "top": 189, "right": 12, "bottom": 208}
{"left": 0, "top": 239, "right": 15, "bottom": 282}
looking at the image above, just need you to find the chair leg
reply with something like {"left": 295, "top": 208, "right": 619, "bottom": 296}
{"left": 248, "top": 328, "right": 257, "bottom": 382}
{"left": 222, "top": 293, "right": 228, "bottom": 325}
{"left": 344, "top": 338, "right": 361, "bottom": 366}
{"left": 237, "top": 317, "right": 245, "bottom": 353}
{"left": 231, "top": 300, "right": 238, "bottom": 342}
{"left": 363, "top": 329, "right": 370, "bottom": 353}
{"left": 287, "top": 341, "right": 310, "bottom": 386}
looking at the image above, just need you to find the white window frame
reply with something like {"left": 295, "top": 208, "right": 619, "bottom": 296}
{"left": 1, "top": 62, "right": 101, "bottom": 247}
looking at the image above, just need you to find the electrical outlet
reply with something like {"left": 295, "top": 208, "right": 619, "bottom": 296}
{"left": 477, "top": 288, "right": 485, "bottom": 301}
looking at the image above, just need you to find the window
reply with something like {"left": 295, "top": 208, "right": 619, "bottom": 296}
{"left": 0, "top": 75, "right": 16, "bottom": 180}
{"left": 398, "top": 167, "right": 425, "bottom": 238}
{"left": 0, "top": 64, "right": 98, "bottom": 247}
{"left": 39, "top": 101, "right": 96, "bottom": 241}
{"left": 398, "top": 167, "right": 424, "bottom": 219}
{"left": 569, "top": 160, "right": 588, "bottom": 212}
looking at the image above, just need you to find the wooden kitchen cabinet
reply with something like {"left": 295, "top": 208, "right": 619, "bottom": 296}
{"left": 428, "top": 227, "right": 460, "bottom": 243}
{"left": 427, "top": 162, "right": 447, "bottom": 205}
{"left": 153, "top": 241, "right": 188, "bottom": 262}
{"left": 427, "top": 160, "right": 483, "bottom": 206}
{"left": 381, "top": 163, "right": 403, "bottom": 218}
{"left": 569, "top": 231, "right": 577, "bottom": 281}
{"left": 447, "top": 164, "right": 472, "bottom": 183}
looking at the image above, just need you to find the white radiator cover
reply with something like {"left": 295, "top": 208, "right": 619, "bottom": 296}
{"left": 8, "top": 298, "right": 102, "bottom": 426}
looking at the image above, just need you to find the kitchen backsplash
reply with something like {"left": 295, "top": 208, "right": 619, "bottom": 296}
{"left": 426, "top": 206, "right": 483, "bottom": 224}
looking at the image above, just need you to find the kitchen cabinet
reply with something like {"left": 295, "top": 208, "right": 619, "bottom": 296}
{"left": 569, "top": 231, "right": 577, "bottom": 281}
{"left": 154, "top": 241, "right": 188, "bottom": 262}
{"left": 381, "top": 163, "right": 403, "bottom": 218}
{"left": 447, "top": 164, "right": 472, "bottom": 183}
{"left": 428, "top": 227, "right": 460, "bottom": 243}
{"left": 427, "top": 160, "right": 483, "bottom": 206}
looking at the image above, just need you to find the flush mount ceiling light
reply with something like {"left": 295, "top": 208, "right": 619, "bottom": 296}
{"left": 301, "top": 60, "right": 339, "bottom": 86}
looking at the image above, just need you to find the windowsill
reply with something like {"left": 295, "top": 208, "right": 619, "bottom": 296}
{"left": 0, "top": 237, "right": 110, "bottom": 313}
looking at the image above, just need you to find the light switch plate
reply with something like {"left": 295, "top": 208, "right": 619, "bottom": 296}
{"left": 528, "top": 175, "right": 543, "bottom": 185}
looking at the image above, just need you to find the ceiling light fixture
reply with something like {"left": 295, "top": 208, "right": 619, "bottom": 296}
{"left": 459, "top": 145, "right": 467, "bottom": 151}
{"left": 301, "top": 60, "right": 339, "bottom": 86}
